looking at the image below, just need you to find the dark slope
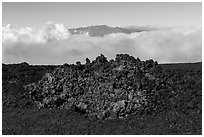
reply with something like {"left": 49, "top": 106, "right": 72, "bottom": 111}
{"left": 69, "top": 25, "right": 154, "bottom": 37}
{"left": 2, "top": 61, "right": 202, "bottom": 135}
{"left": 3, "top": 107, "right": 201, "bottom": 135}
{"left": 160, "top": 62, "right": 202, "bottom": 71}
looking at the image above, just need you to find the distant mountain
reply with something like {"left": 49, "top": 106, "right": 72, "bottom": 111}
{"left": 69, "top": 25, "right": 156, "bottom": 37}
{"left": 124, "top": 25, "right": 159, "bottom": 31}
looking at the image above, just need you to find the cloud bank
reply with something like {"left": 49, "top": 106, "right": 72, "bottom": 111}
{"left": 2, "top": 22, "right": 202, "bottom": 65}
{"left": 3, "top": 22, "right": 69, "bottom": 44}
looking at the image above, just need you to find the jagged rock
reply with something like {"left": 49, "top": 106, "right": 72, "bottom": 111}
{"left": 24, "top": 54, "right": 169, "bottom": 120}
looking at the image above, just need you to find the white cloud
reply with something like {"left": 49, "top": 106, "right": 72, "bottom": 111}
{"left": 2, "top": 22, "right": 69, "bottom": 44}
{"left": 2, "top": 23, "right": 202, "bottom": 64}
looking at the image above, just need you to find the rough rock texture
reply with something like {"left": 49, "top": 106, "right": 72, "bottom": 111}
{"left": 23, "top": 54, "right": 195, "bottom": 120}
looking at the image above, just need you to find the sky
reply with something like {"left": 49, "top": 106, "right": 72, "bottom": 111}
{"left": 2, "top": 2, "right": 202, "bottom": 65}
{"left": 2, "top": 2, "right": 202, "bottom": 29}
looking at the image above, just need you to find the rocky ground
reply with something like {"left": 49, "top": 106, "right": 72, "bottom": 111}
{"left": 2, "top": 54, "right": 202, "bottom": 135}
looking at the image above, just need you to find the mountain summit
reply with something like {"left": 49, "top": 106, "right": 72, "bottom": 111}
{"left": 69, "top": 25, "right": 155, "bottom": 37}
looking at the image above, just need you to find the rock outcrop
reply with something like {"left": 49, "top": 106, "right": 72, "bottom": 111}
{"left": 24, "top": 54, "right": 173, "bottom": 119}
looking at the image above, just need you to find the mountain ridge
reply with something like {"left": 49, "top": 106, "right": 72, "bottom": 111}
{"left": 68, "top": 25, "right": 156, "bottom": 37}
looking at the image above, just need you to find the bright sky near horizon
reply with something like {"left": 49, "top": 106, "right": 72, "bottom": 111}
{"left": 2, "top": 2, "right": 202, "bottom": 29}
{"left": 2, "top": 2, "right": 202, "bottom": 65}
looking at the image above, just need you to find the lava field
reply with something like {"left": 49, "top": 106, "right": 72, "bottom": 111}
{"left": 2, "top": 54, "right": 202, "bottom": 135}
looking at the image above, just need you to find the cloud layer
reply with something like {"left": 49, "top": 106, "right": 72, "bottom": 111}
{"left": 2, "top": 22, "right": 202, "bottom": 65}
{"left": 3, "top": 22, "right": 69, "bottom": 44}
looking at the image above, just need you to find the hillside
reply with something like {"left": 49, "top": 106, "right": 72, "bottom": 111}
{"left": 2, "top": 55, "right": 202, "bottom": 135}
